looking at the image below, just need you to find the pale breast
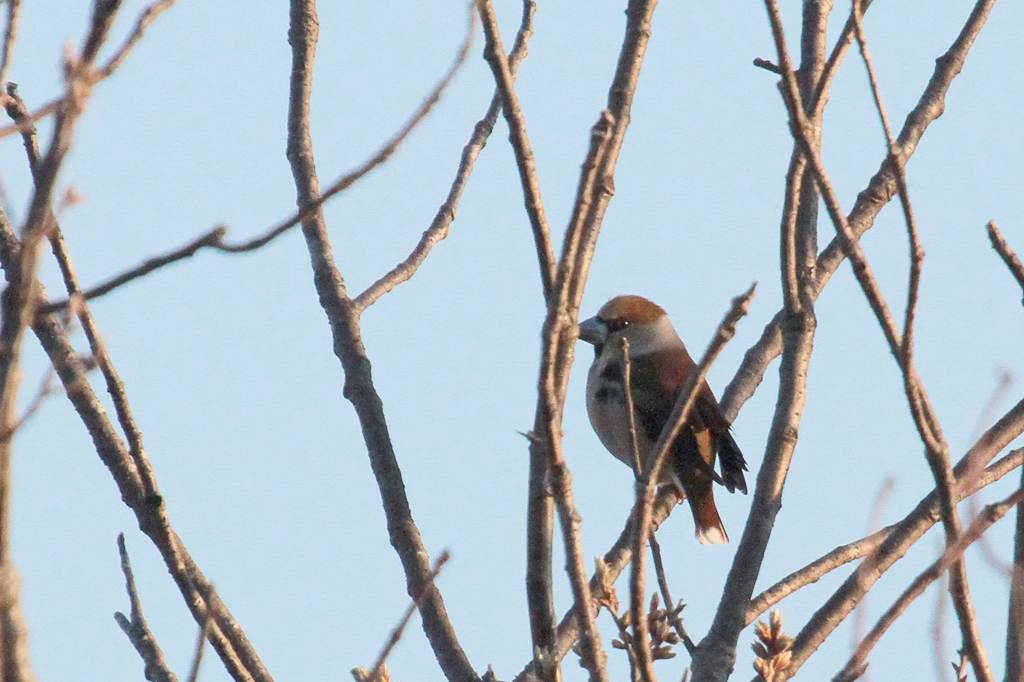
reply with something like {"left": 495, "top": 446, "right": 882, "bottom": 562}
{"left": 586, "top": 353, "right": 653, "bottom": 468}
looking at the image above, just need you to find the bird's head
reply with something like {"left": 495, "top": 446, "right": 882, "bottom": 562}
{"left": 578, "top": 295, "right": 681, "bottom": 357}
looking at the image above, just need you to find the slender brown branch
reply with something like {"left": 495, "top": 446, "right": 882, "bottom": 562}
{"left": 850, "top": 477, "right": 895, "bottom": 654}
{"left": 784, "top": 393, "right": 1024, "bottom": 677}
{"left": 40, "top": 226, "right": 226, "bottom": 313}
{"left": 360, "top": 551, "right": 451, "bottom": 682}
{"left": 9, "top": 82, "right": 270, "bottom": 680}
{"left": 692, "top": 6, "right": 827, "bottom": 674}
{"left": 285, "top": 2, "right": 477, "bottom": 679}
{"left": 225, "top": 7, "right": 474, "bottom": 257}
{"left": 355, "top": 1, "right": 536, "bottom": 311}
{"left": 476, "top": 0, "right": 555, "bottom": 303}
{"left": 0, "top": 366, "right": 59, "bottom": 443}
{"left": 987, "top": 221, "right": 1024, "bottom": 299}
{"left": 95, "top": 0, "right": 176, "bottom": 80}
{"left": 836, "top": 488, "right": 1024, "bottom": 681}
{"left": 849, "top": 0, "right": 924, "bottom": 375}
{"left": 648, "top": 535, "right": 695, "bottom": 656}
{"left": 719, "top": 0, "right": 999, "bottom": 424}
{"left": 1008, "top": 465, "right": 1024, "bottom": 680}
{"left": 621, "top": 339, "right": 656, "bottom": 682}
{"left": 114, "top": 534, "right": 178, "bottom": 682}
{"left": 524, "top": 2, "right": 660, "bottom": 678}
{"left": 763, "top": 2, "right": 991, "bottom": 676}
{"left": 745, "top": 447, "right": 1024, "bottom": 623}
{"left": 184, "top": 600, "right": 213, "bottom": 682}
{"left": 513, "top": 488, "right": 680, "bottom": 682}
{"left": 752, "top": 57, "right": 781, "bottom": 74}
{"left": 0, "top": 0, "right": 21, "bottom": 87}
{"left": 809, "top": 0, "right": 873, "bottom": 114}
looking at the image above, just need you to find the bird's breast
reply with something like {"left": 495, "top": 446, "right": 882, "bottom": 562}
{"left": 586, "top": 354, "right": 651, "bottom": 468}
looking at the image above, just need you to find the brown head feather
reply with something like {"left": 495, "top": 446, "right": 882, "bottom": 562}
{"left": 597, "top": 295, "right": 666, "bottom": 326}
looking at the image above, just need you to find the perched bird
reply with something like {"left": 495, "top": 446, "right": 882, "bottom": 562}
{"left": 578, "top": 295, "right": 747, "bottom": 544}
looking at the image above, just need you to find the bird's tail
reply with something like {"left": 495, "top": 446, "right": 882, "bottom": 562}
{"left": 689, "top": 488, "right": 728, "bottom": 545}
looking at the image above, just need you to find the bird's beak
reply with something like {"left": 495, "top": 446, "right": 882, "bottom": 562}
{"left": 578, "top": 316, "right": 607, "bottom": 346}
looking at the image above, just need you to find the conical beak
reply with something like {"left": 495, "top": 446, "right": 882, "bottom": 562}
{"left": 577, "top": 316, "right": 607, "bottom": 345}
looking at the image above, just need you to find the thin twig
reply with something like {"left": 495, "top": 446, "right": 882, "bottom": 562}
{"left": 720, "top": 0, "right": 999, "bottom": 425}
{"left": 752, "top": 57, "right": 782, "bottom": 74}
{"left": 184, "top": 607, "right": 212, "bottom": 682}
{"left": 761, "top": 3, "right": 991, "bottom": 677}
{"left": 1007, "top": 465, "right": 1024, "bottom": 679}
{"left": 39, "top": 227, "right": 226, "bottom": 313}
{"left": 836, "top": 488, "right": 1024, "bottom": 681}
{"left": 784, "top": 399, "right": 1024, "bottom": 678}
{"left": 363, "top": 551, "right": 451, "bottom": 682}
{"left": 524, "top": 2, "right": 661, "bottom": 679}
{"left": 649, "top": 535, "right": 695, "bottom": 656}
{"left": 224, "top": 5, "right": 475, "bottom": 257}
{"left": 513, "top": 488, "right": 680, "bottom": 682}
{"left": 0, "top": 0, "right": 21, "bottom": 87}
{"left": 114, "top": 534, "right": 178, "bottom": 682}
{"left": 850, "top": 477, "right": 895, "bottom": 659}
{"left": 95, "top": 0, "right": 176, "bottom": 80}
{"left": 741, "top": 446, "right": 1024, "bottom": 625}
{"left": 849, "top": 0, "right": 924, "bottom": 382}
{"left": 0, "top": 366, "right": 59, "bottom": 443}
{"left": 285, "top": 2, "right": 477, "bottom": 679}
{"left": 355, "top": 1, "right": 537, "bottom": 311}
{"left": 476, "top": 0, "right": 555, "bottom": 303}
{"left": 621, "top": 338, "right": 656, "bottom": 682}
{"left": 987, "top": 221, "right": 1024, "bottom": 301}
{"left": 9, "top": 80, "right": 268, "bottom": 679}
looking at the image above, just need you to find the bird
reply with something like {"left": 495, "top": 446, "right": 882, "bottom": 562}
{"left": 578, "top": 294, "right": 747, "bottom": 544}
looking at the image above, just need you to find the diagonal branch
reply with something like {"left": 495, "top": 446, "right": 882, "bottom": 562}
{"left": 284, "top": 2, "right": 477, "bottom": 679}
{"left": 719, "top": 0, "right": 999, "bottom": 425}
{"left": 836, "top": 487, "right": 1024, "bottom": 681}
{"left": 355, "top": 0, "right": 536, "bottom": 311}
{"left": 5, "top": 84, "right": 269, "bottom": 682}
{"left": 114, "top": 534, "right": 178, "bottom": 682}
{"left": 476, "top": 0, "right": 555, "bottom": 303}
{"left": 746, "top": 446, "right": 1024, "bottom": 624}
{"left": 762, "top": 2, "right": 990, "bottom": 676}
{"left": 987, "top": 221, "right": 1024, "bottom": 299}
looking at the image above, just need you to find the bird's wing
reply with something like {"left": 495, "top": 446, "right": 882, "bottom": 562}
{"left": 630, "top": 348, "right": 748, "bottom": 494}
{"left": 628, "top": 348, "right": 724, "bottom": 486}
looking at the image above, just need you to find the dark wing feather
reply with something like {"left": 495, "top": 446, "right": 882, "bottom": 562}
{"left": 629, "top": 347, "right": 747, "bottom": 494}
{"left": 627, "top": 348, "right": 724, "bottom": 487}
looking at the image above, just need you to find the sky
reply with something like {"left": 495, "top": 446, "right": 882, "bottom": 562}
{"left": 2, "top": 1, "right": 1023, "bottom": 680}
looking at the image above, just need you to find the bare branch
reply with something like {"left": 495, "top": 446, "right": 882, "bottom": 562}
{"left": 720, "top": 0, "right": 999, "bottom": 424}
{"left": 356, "top": 1, "right": 537, "bottom": 311}
{"left": 1008, "top": 465, "right": 1024, "bottom": 680}
{"left": 359, "top": 551, "right": 451, "bottom": 682}
{"left": 752, "top": 57, "right": 781, "bottom": 74}
{"left": 114, "top": 534, "right": 178, "bottom": 682}
{"left": 837, "top": 488, "right": 1024, "bottom": 681}
{"left": 648, "top": 535, "right": 695, "bottom": 656}
{"left": 0, "top": 0, "right": 21, "bottom": 87}
{"left": 513, "top": 488, "right": 680, "bottom": 682}
{"left": 39, "top": 227, "right": 226, "bottom": 313}
{"left": 284, "top": 2, "right": 478, "bottom": 679}
{"left": 225, "top": 5, "right": 475, "bottom": 257}
{"left": 987, "top": 221, "right": 1024, "bottom": 300}
{"left": 691, "top": 4, "right": 826, "bottom": 674}
{"left": 785, "top": 394, "right": 1024, "bottom": 677}
{"left": 476, "top": 0, "right": 555, "bottom": 303}
{"left": 95, "top": 0, "right": 176, "bottom": 80}
{"left": 184, "top": 601, "right": 213, "bottom": 682}
{"left": 745, "top": 446, "right": 1024, "bottom": 624}
{"left": 762, "top": 1, "right": 991, "bottom": 675}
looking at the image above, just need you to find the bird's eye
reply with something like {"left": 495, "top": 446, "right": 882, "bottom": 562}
{"left": 606, "top": 318, "right": 630, "bottom": 332}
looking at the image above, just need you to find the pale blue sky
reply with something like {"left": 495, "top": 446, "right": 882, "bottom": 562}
{"left": 3, "top": 1, "right": 1023, "bottom": 680}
